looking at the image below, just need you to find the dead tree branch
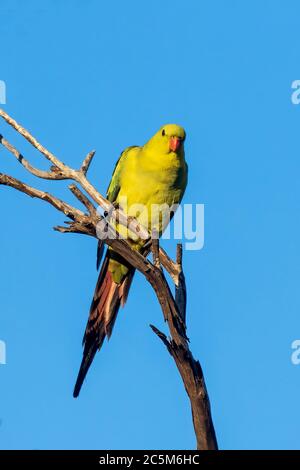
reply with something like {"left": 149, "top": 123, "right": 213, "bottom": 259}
{"left": 150, "top": 241, "right": 217, "bottom": 450}
{"left": 0, "top": 109, "right": 218, "bottom": 450}
{"left": 0, "top": 109, "right": 149, "bottom": 241}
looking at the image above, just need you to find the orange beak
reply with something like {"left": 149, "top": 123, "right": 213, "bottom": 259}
{"left": 169, "top": 136, "right": 181, "bottom": 152}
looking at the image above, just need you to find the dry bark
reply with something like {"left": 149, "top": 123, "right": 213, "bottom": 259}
{"left": 0, "top": 109, "right": 218, "bottom": 450}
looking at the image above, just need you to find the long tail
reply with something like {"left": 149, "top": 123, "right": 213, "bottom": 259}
{"left": 73, "top": 250, "right": 134, "bottom": 398}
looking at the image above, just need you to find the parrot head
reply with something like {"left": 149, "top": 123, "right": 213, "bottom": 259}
{"left": 145, "top": 124, "right": 186, "bottom": 155}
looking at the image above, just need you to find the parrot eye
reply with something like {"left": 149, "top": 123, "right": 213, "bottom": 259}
{"left": 162, "top": 129, "right": 165, "bottom": 136}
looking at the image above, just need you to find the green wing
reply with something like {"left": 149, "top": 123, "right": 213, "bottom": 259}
{"left": 106, "top": 146, "right": 139, "bottom": 203}
{"left": 96, "top": 146, "right": 139, "bottom": 269}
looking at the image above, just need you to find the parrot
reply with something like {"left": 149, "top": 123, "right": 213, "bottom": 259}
{"left": 73, "top": 124, "right": 188, "bottom": 397}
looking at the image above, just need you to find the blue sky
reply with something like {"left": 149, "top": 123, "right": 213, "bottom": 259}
{"left": 1, "top": 0, "right": 300, "bottom": 450}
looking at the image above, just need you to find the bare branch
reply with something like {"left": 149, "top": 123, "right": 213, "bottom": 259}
{"left": 151, "top": 229, "right": 161, "bottom": 269}
{"left": 150, "top": 247, "right": 217, "bottom": 450}
{"left": 68, "top": 184, "right": 97, "bottom": 216}
{"left": 159, "top": 246, "right": 181, "bottom": 285}
{"left": 175, "top": 270, "right": 187, "bottom": 325}
{"left": 54, "top": 222, "right": 96, "bottom": 237}
{"left": 0, "top": 108, "right": 72, "bottom": 173}
{"left": 0, "top": 134, "right": 66, "bottom": 180}
{"left": 151, "top": 325, "right": 218, "bottom": 450}
{"left": 0, "top": 172, "right": 84, "bottom": 220}
{"left": 149, "top": 324, "right": 171, "bottom": 350}
{"left": 175, "top": 244, "right": 187, "bottom": 324}
{"left": 80, "top": 150, "right": 96, "bottom": 175}
{"left": 0, "top": 109, "right": 218, "bottom": 451}
{"left": 0, "top": 108, "right": 150, "bottom": 241}
{"left": 176, "top": 243, "right": 183, "bottom": 267}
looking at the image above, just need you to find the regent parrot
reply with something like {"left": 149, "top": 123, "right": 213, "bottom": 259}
{"left": 73, "top": 124, "right": 188, "bottom": 397}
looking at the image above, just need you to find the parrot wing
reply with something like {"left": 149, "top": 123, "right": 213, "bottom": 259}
{"left": 106, "top": 145, "right": 139, "bottom": 202}
{"left": 96, "top": 145, "right": 139, "bottom": 270}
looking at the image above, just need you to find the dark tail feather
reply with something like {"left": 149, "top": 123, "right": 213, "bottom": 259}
{"left": 73, "top": 335, "right": 104, "bottom": 398}
{"left": 96, "top": 240, "right": 104, "bottom": 271}
{"left": 73, "top": 251, "right": 134, "bottom": 398}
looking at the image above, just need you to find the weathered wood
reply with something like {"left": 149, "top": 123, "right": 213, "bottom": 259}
{"left": 0, "top": 109, "right": 218, "bottom": 450}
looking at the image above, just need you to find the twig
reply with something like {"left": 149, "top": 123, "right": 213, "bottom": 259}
{"left": 0, "top": 108, "right": 150, "bottom": 241}
{"left": 175, "top": 244, "right": 187, "bottom": 324}
{"left": 151, "top": 229, "right": 161, "bottom": 269}
{"left": 80, "top": 150, "right": 96, "bottom": 175}
{"left": 68, "top": 184, "right": 97, "bottom": 216}
{"left": 0, "top": 109, "right": 72, "bottom": 172}
{"left": 0, "top": 173, "right": 85, "bottom": 220}
{"left": 0, "top": 134, "right": 66, "bottom": 180}
{"left": 150, "top": 324, "right": 217, "bottom": 450}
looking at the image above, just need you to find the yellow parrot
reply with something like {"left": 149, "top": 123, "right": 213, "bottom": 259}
{"left": 73, "top": 124, "right": 188, "bottom": 397}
